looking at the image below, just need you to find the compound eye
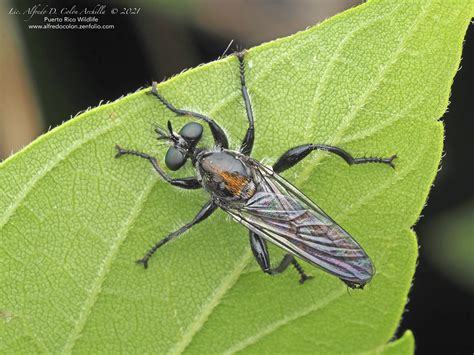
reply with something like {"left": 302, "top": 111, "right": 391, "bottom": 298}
{"left": 165, "top": 147, "right": 186, "bottom": 171}
{"left": 179, "top": 122, "right": 203, "bottom": 142}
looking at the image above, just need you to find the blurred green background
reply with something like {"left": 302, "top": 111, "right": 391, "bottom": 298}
{"left": 1, "top": 0, "right": 472, "bottom": 353}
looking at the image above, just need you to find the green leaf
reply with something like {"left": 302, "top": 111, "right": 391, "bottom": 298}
{"left": 1, "top": 0, "right": 471, "bottom": 353}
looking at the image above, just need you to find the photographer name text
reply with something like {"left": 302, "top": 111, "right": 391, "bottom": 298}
{"left": 8, "top": 4, "right": 140, "bottom": 22}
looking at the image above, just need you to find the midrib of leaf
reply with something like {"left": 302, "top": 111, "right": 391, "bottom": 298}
{"left": 167, "top": 250, "right": 253, "bottom": 355}
{"left": 62, "top": 174, "right": 157, "bottom": 353}
{"left": 0, "top": 120, "right": 120, "bottom": 232}
{"left": 222, "top": 287, "right": 347, "bottom": 355}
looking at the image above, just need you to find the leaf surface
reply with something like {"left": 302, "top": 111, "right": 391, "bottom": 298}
{"left": 1, "top": 0, "right": 472, "bottom": 353}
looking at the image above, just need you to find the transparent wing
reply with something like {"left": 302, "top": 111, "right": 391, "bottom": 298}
{"left": 225, "top": 161, "right": 374, "bottom": 286}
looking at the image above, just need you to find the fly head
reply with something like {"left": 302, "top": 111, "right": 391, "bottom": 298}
{"left": 155, "top": 121, "right": 203, "bottom": 171}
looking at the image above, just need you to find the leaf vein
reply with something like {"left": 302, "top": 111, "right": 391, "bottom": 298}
{"left": 167, "top": 250, "right": 253, "bottom": 355}
{"left": 329, "top": 3, "right": 431, "bottom": 145}
{"left": 297, "top": 2, "right": 431, "bottom": 184}
{"left": 222, "top": 288, "right": 346, "bottom": 354}
{"left": 62, "top": 174, "right": 157, "bottom": 353}
{"left": 0, "top": 121, "right": 121, "bottom": 232}
{"left": 307, "top": 5, "right": 401, "bottom": 131}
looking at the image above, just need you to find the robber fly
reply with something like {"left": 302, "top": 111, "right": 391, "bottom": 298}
{"left": 115, "top": 52, "right": 396, "bottom": 288}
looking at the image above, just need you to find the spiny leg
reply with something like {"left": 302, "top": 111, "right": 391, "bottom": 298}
{"left": 137, "top": 200, "right": 217, "bottom": 268}
{"left": 291, "top": 259, "right": 314, "bottom": 284}
{"left": 249, "top": 232, "right": 313, "bottom": 284}
{"left": 149, "top": 82, "right": 229, "bottom": 149}
{"left": 115, "top": 145, "right": 201, "bottom": 189}
{"left": 273, "top": 143, "right": 396, "bottom": 174}
{"left": 236, "top": 51, "right": 255, "bottom": 156}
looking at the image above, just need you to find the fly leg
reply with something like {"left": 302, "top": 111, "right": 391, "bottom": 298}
{"left": 149, "top": 82, "right": 229, "bottom": 149}
{"left": 115, "top": 145, "right": 201, "bottom": 189}
{"left": 249, "top": 232, "right": 313, "bottom": 284}
{"left": 137, "top": 200, "right": 217, "bottom": 268}
{"left": 236, "top": 51, "right": 255, "bottom": 156}
{"left": 273, "top": 144, "right": 396, "bottom": 174}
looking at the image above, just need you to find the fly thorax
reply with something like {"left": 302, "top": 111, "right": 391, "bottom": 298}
{"left": 197, "top": 151, "right": 256, "bottom": 203}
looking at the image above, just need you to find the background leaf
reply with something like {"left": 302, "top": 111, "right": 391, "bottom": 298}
{"left": 1, "top": 0, "right": 471, "bottom": 353}
{"left": 425, "top": 202, "right": 474, "bottom": 291}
